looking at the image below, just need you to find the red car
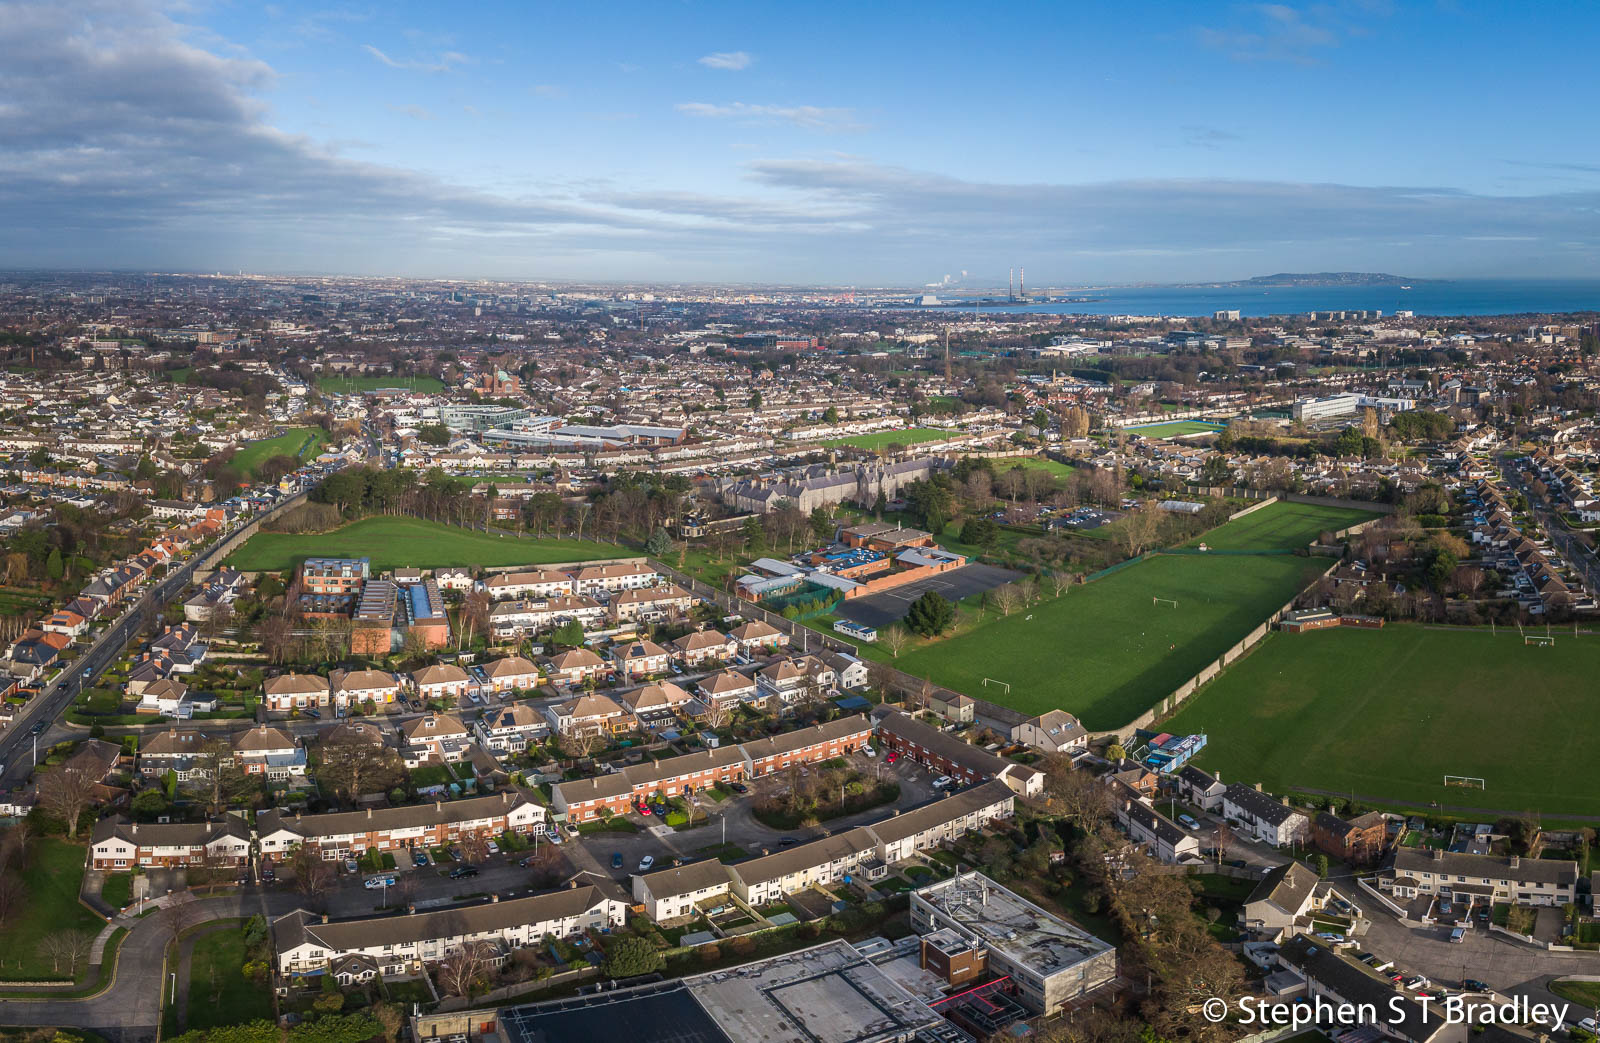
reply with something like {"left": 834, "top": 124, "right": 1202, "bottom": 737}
{"left": 635, "top": 801, "right": 651, "bottom": 816}
{"left": 885, "top": 751, "right": 899, "bottom": 764}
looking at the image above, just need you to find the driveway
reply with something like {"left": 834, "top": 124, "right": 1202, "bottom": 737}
{"left": 1355, "top": 892, "right": 1600, "bottom": 1013}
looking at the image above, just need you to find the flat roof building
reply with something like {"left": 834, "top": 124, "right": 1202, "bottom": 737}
{"left": 910, "top": 872, "right": 1117, "bottom": 1015}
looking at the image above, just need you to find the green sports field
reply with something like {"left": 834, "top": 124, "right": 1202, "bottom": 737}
{"left": 1124, "top": 421, "right": 1226, "bottom": 438}
{"left": 317, "top": 373, "right": 445, "bottom": 393}
{"left": 1185, "top": 501, "right": 1378, "bottom": 551}
{"left": 1160, "top": 625, "right": 1600, "bottom": 817}
{"left": 891, "top": 553, "right": 1328, "bottom": 730}
{"left": 821, "top": 427, "right": 955, "bottom": 449}
{"left": 871, "top": 501, "right": 1373, "bottom": 730}
{"left": 992, "top": 456, "right": 1077, "bottom": 479}
{"left": 232, "top": 426, "right": 328, "bottom": 479}
{"left": 224, "top": 515, "right": 630, "bottom": 573}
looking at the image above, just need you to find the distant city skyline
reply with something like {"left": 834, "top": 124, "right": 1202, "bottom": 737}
{"left": 6, "top": 1, "right": 1600, "bottom": 284}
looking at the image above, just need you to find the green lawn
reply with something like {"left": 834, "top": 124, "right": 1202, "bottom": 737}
{"left": 8, "top": 838, "right": 106, "bottom": 981}
{"left": 988, "top": 456, "right": 1077, "bottom": 479}
{"left": 185, "top": 927, "right": 273, "bottom": 1030}
{"left": 820, "top": 427, "right": 956, "bottom": 450}
{"left": 1124, "top": 421, "right": 1226, "bottom": 438}
{"left": 887, "top": 551, "right": 1328, "bottom": 730}
{"left": 1161, "top": 626, "right": 1600, "bottom": 816}
{"left": 317, "top": 374, "right": 445, "bottom": 393}
{"left": 100, "top": 873, "right": 133, "bottom": 910}
{"left": 232, "top": 427, "right": 328, "bottom": 479}
{"left": 224, "top": 515, "right": 631, "bottom": 573}
{"left": 1548, "top": 978, "right": 1600, "bottom": 1009}
{"left": 1185, "top": 501, "right": 1379, "bottom": 551}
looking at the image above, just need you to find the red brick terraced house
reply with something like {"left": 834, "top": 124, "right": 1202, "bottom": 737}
{"left": 256, "top": 791, "right": 546, "bottom": 863}
{"left": 90, "top": 816, "right": 251, "bottom": 871}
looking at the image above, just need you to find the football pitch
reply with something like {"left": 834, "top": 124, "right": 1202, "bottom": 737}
{"left": 1185, "top": 501, "right": 1378, "bottom": 551}
{"left": 224, "top": 516, "right": 630, "bottom": 573}
{"left": 876, "top": 500, "right": 1377, "bottom": 730}
{"left": 820, "top": 427, "right": 954, "bottom": 449}
{"left": 1160, "top": 626, "right": 1600, "bottom": 817}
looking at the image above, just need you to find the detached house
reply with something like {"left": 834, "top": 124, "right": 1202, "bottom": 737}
{"left": 1010, "top": 710, "right": 1089, "bottom": 756}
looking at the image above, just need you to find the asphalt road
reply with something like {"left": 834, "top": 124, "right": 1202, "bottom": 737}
{"left": 0, "top": 494, "right": 306, "bottom": 787}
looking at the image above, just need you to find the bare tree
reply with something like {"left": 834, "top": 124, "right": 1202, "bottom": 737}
{"left": 564, "top": 728, "right": 604, "bottom": 760}
{"left": 0, "top": 872, "right": 27, "bottom": 931}
{"left": 436, "top": 940, "right": 494, "bottom": 998}
{"left": 289, "top": 844, "right": 336, "bottom": 906}
{"left": 319, "top": 737, "right": 405, "bottom": 807}
{"left": 1114, "top": 501, "right": 1164, "bottom": 559}
{"left": 879, "top": 625, "right": 910, "bottom": 658}
{"left": 1047, "top": 571, "right": 1074, "bottom": 599}
{"left": 991, "top": 584, "right": 1022, "bottom": 617}
{"left": 38, "top": 765, "right": 99, "bottom": 838}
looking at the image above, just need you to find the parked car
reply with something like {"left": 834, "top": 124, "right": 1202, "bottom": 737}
{"left": 612, "top": 853, "right": 624, "bottom": 870}
{"left": 861, "top": 745, "right": 876, "bottom": 758}
{"left": 636, "top": 801, "right": 652, "bottom": 816}
{"left": 486, "top": 840, "right": 500, "bottom": 855}
{"left": 363, "top": 875, "right": 396, "bottom": 889}
{"left": 412, "top": 849, "right": 429, "bottom": 867}
{"left": 449, "top": 845, "right": 463, "bottom": 861}
{"left": 885, "top": 751, "right": 899, "bottom": 764}
{"left": 344, "top": 858, "right": 359, "bottom": 874}
{"left": 301, "top": 707, "right": 321, "bottom": 719}
{"left": 778, "top": 837, "right": 797, "bottom": 847}
{"left": 637, "top": 855, "right": 655, "bottom": 872}
{"left": 1177, "top": 814, "right": 1200, "bottom": 830}
{"left": 932, "top": 775, "right": 954, "bottom": 790}
{"left": 729, "top": 782, "right": 748, "bottom": 794}
{"left": 1461, "top": 979, "right": 1490, "bottom": 993}
{"left": 449, "top": 866, "right": 479, "bottom": 879}
{"left": 260, "top": 866, "right": 275, "bottom": 883}
{"left": 564, "top": 821, "right": 581, "bottom": 835}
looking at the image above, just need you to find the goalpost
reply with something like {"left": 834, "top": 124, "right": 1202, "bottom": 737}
{"left": 1525, "top": 635, "right": 1555, "bottom": 647}
{"left": 1443, "top": 775, "right": 1486, "bottom": 790}
{"left": 1152, "top": 596, "right": 1179, "bottom": 608}
{"left": 981, "top": 678, "right": 1010, "bottom": 694}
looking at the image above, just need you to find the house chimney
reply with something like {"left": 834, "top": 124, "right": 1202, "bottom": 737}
{"left": 568, "top": 879, "right": 578, "bottom": 890}
{"left": 1509, "top": 855, "right": 1520, "bottom": 869}
{"left": 131, "top": 822, "right": 138, "bottom": 834}
{"left": 491, "top": 893, "right": 500, "bottom": 903}
{"left": 295, "top": 811, "right": 301, "bottom": 822}
{"left": 407, "top": 904, "right": 416, "bottom": 914}
{"left": 321, "top": 914, "right": 329, "bottom": 924}
{"left": 366, "top": 808, "right": 372, "bottom": 819}
{"left": 1254, "top": 782, "right": 1263, "bottom": 792}
{"left": 436, "top": 801, "right": 443, "bottom": 813}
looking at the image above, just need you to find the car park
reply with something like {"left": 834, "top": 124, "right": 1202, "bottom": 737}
{"left": 637, "top": 855, "right": 655, "bottom": 872}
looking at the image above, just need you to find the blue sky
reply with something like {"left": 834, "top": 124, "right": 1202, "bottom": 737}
{"left": 3, "top": 0, "right": 1600, "bottom": 285}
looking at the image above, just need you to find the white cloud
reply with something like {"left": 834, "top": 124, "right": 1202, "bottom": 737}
{"left": 361, "top": 44, "right": 472, "bottom": 73}
{"left": 698, "top": 51, "right": 753, "bottom": 70}
{"left": 531, "top": 84, "right": 566, "bottom": 98}
{"left": 675, "top": 101, "right": 863, "bottom": 132}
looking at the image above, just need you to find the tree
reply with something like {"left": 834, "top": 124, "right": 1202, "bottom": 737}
{"left": 45, "top": 548, "right": 64, "bottom": 582}
{"left": 436, "top": 940, "right": 494, "bottom": 998}
{"left": 38, "top": 764, "right": 99, "bottom": 837}
{"left": 809, "top": 506, "right": 836, "bottom": 545}
{"left": 645, "top": 527, "right": 673, "bottom": 558}
{"left": 903, "top": 591, "right": 955, "bottom": 638}
{"left": 959, "top": 517, "right": 998, "bottom": 548}
{"left": 319, "top": 738, "right": 405, "bottom": 806}
{"left": 131, "top": 788, "right": 170, "bottom": 821}
{"left": 289, "top": 844, "right": 336, "bottom": 905}
{"left": 1105, "top": 743, "right": 1127, "bottom": 763}
{"left": 879, "top": 625, "right": 911, "bottom": 658}
{"left": 991, "top": 583, "right": 1022, "bottom": 617}
{"left": 602, "top": 935, "right": 663, "bottom": 978}
{"left": 195, "top": 739, "right": 256, "bottom": 816}
{"left": 1047, "top": 571, "right": 1074, "bottom": 598}
{"left": 1114, "top": 500, "right": 1164, "bottom": 558}
{"left": 0, "top": 871, "right": 27, "bottom": 931}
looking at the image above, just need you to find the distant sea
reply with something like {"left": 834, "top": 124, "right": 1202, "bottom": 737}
{"left": 897, "top": 279, "right": 1600, "bottom": 319}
